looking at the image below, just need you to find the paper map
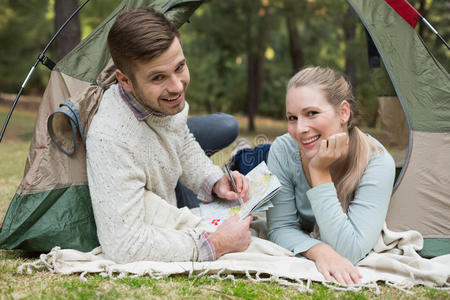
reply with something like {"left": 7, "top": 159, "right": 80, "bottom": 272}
{"left": 199, "top": 161, "right": 281, "bottom": 227}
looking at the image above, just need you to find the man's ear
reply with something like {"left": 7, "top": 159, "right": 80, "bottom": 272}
{"left": 339, "top": 100, "right": 351, "bottom": 126}
{"left": 115, "top": 69, "right": 133, "bottom": 93}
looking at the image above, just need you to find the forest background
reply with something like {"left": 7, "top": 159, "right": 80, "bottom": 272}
{"left": 0, "top": 0, "right": 448, "bottom": 132}
{"left": 0, "top": 2, "right": 448, "bottom": 298}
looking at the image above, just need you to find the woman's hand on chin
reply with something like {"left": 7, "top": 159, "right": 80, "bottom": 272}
{"left": 308, "top": 133, "right": 349, "bottom": 187}
{"left": 303, "top": 242, "right": 362, "bottom": 285}
{"left": 309, "top": 132, "right": 349, "bottom": 171}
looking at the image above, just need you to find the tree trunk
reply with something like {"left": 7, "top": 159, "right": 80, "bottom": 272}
{"left": 247, "top": 50, "right": 265, "bottom": 132}
{"left": 286, "top": 13, "right": 303, "bottom": 74}
{"left": 245, "top": 6, "right": 269, "bottom": 132}
{"left": 55, "top": 0, "right": 81, "bottom": 61}
{"left": 343, "top": 6, "right": 357, "bottom": 95}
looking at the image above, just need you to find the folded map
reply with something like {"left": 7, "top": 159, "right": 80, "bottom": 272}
{"left": 199, "top": 161, "right": 281, "bottom": 228}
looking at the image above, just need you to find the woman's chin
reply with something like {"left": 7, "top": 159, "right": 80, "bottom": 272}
{"left": 299, "top": 147, "right": 319, "bottom": 162}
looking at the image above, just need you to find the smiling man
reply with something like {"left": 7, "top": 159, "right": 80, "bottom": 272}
{"left": 114, "top": 35, "right": 188, "bottom": 116}
{"left": 86, "top": 8, "right": 252, "bottom": 264}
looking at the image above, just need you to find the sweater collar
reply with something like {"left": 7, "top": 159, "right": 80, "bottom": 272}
{"left": 118, "top": 83, "right": 165, "bottom": 120}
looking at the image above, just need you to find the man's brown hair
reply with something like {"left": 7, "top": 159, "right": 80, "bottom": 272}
{"left": 107, "top": 8, "right": 180, "bottom": 77}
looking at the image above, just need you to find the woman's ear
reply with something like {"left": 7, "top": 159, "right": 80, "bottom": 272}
{"left": 115, "top": 69, "right": 133, "bottom": 93}
{"left": 339, "top": 100, "right": 351, "bottom": 126}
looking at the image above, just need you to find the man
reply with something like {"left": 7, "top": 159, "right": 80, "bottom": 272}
{"left": 86, "top": 8, "right": 252, "bottom": 264}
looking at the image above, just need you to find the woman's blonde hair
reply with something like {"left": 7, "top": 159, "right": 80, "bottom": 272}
{"left": 288, "top": 66, "right": 379, "bottom": 211}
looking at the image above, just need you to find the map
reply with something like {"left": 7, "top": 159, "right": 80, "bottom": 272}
{"left": 199, "top": 161, "right": 281, "bottom": 227}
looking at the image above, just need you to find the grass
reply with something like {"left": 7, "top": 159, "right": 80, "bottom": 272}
{"left": 0, "top": 106, "right": 448, "bottom": 299}
{"left": 0, "top": 107, "right": 35, "bottom": 222}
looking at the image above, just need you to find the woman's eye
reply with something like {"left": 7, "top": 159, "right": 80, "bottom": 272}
{"left": 307, "top": 111, "right": 318, "bottom": 117}
{"left": 287, "top": 116, "right": 297, "bottom": 121}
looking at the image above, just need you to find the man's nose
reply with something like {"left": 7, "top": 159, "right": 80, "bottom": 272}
{"left": 167, "top": 75, "right": 184, "bottom": 94}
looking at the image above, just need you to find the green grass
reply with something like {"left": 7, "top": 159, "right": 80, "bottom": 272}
{"left": 0, "top": 106, "right": 447, "bottom": 299}
{"left": 0, "top": 107, "right": 36, "bottom": 222}
{"left": 0, "top": 141, "right": 29, "bottom": 221}
{"left": 0, "top": 107, "right": 36, "bottom": 141}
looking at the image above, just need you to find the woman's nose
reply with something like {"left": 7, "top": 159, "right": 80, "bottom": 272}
{"left": 296, "top": 118, "right": 309, "bottom": 134}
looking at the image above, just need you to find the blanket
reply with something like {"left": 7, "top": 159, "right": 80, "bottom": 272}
{"left": 18, "top": 223, "right": 450, "bottom": 294}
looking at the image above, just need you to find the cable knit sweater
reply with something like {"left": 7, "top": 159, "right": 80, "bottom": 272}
{"left": 86, "top": 84, "right": 223, "bottom": 263}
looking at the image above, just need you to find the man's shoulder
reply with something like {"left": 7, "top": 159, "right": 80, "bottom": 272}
{"left": 97, "top": 84, "right": 128, "bottom": 116}
{"left": 88, "top": 84, "right": 139, "bottom": 139}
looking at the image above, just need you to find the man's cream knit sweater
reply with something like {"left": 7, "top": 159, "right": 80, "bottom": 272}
{"left": 86, "top": 84, "right": 223, "bottom": 263}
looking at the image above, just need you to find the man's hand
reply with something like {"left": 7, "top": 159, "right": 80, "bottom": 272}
{"left": 208, "top": 215, "right": 252, "bottom": 258}
{"left": 213, "top": 171, "right": 249, "bottom": 201}
{"left": 303, "top": 243, "right": 362, "bottom": 285}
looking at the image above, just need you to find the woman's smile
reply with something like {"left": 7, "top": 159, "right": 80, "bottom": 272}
{"left": 301, "top": 135, "right": 321, "bottom": 148}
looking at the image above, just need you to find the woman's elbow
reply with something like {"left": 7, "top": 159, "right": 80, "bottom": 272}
{"left": 340, "top": 243, "right": 371, "bottom": 265}
{"left": 348, "top": 251, "right": 366, "bottom": 265}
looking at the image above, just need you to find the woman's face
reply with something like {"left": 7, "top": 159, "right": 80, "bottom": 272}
{"left": 286, "top": 85, "right": 347, "bottom": 162}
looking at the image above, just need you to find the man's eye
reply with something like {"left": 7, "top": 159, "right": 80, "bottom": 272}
{"left": 287, "top": 116, "right": 297, "bottom": 121}
{"left": 152, "top": 75, "right": 164, "bottom": 81}
{"left": 176, "top": 63, "right": 185, "bottom": 72}
{"left": 307, "top": 111, "right": 318, "bottom": 117}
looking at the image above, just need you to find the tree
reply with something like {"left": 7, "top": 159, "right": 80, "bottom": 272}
{"left": 55, "top": 0, "right": 80, "bottom": 60}
{"left": 343, "top": 5, "right": 358, "bottom": 95}
{"left": 179, "top": 2, "right": 248, "bottom": 114}
{"left": 417, "top": 0, "right": 449, "bottom": 66}
{"left": 283, "top": 0, "right": 305, "bottom": 73}
{"left": 245, "top": 0, "right": 272, "bottom": 132}
{"left": 0, "top": 0, "right": 52, "bottom": 93}
{"left": 181, "top": 0, "right": 282, "bottom": 128}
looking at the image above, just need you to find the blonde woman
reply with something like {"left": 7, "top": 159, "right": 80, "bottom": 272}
{"left": 231, "top": 66, "right": 395, "bottom": 285}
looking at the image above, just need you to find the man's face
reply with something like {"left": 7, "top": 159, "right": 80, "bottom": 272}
{"left": 117, "top": 37, "right": 190, "bottom": 116}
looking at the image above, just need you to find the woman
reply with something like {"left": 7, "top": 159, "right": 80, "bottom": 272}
{"left": 232, "top": 66, "right": 395, "bottom": 285}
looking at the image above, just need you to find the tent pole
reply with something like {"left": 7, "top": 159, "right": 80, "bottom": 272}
{"left": 421, "top": 17, "right": 450, "bottom": 50}
{"left": 0, "top": 0, "right": 91, "bottom": 144}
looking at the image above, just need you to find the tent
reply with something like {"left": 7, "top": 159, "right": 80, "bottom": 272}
{"left": 0, "top": 0, "right": 449, "bottom": 258}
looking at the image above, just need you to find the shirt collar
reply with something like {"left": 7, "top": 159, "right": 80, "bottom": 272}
{"left": 118, "top": 84, "right": 165, "bottom": 120}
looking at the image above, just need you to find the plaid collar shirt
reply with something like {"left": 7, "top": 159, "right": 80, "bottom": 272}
{"left": 118, "top": 83, "right": 165, "bottom": 120}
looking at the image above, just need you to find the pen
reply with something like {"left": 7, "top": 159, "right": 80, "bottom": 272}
{"left": 225, "top": 164, "right": 244, "bottom": 206}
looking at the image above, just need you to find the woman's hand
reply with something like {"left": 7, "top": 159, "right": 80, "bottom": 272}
{"left": 213, "top": 171, "right": 249, "bottom": 202}
{"left": 309, "top": 132, "right": 349, "bottom": 171}
{"left": 308, "top": 133, "right": 349, "bottom": 187}
{"left": 303, "top": 243, "right": 362, "bottom": 285}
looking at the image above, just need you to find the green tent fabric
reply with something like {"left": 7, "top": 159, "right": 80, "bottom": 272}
{"left": 1, "top": 0, "right": 449, "bottom": 257}
{"left": 1, "top": 187, "right": 95, "bottom": 252}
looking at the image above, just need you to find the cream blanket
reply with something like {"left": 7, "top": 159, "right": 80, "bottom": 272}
{"left": 19, "top": 223, "right": 449, "bottom": 294}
